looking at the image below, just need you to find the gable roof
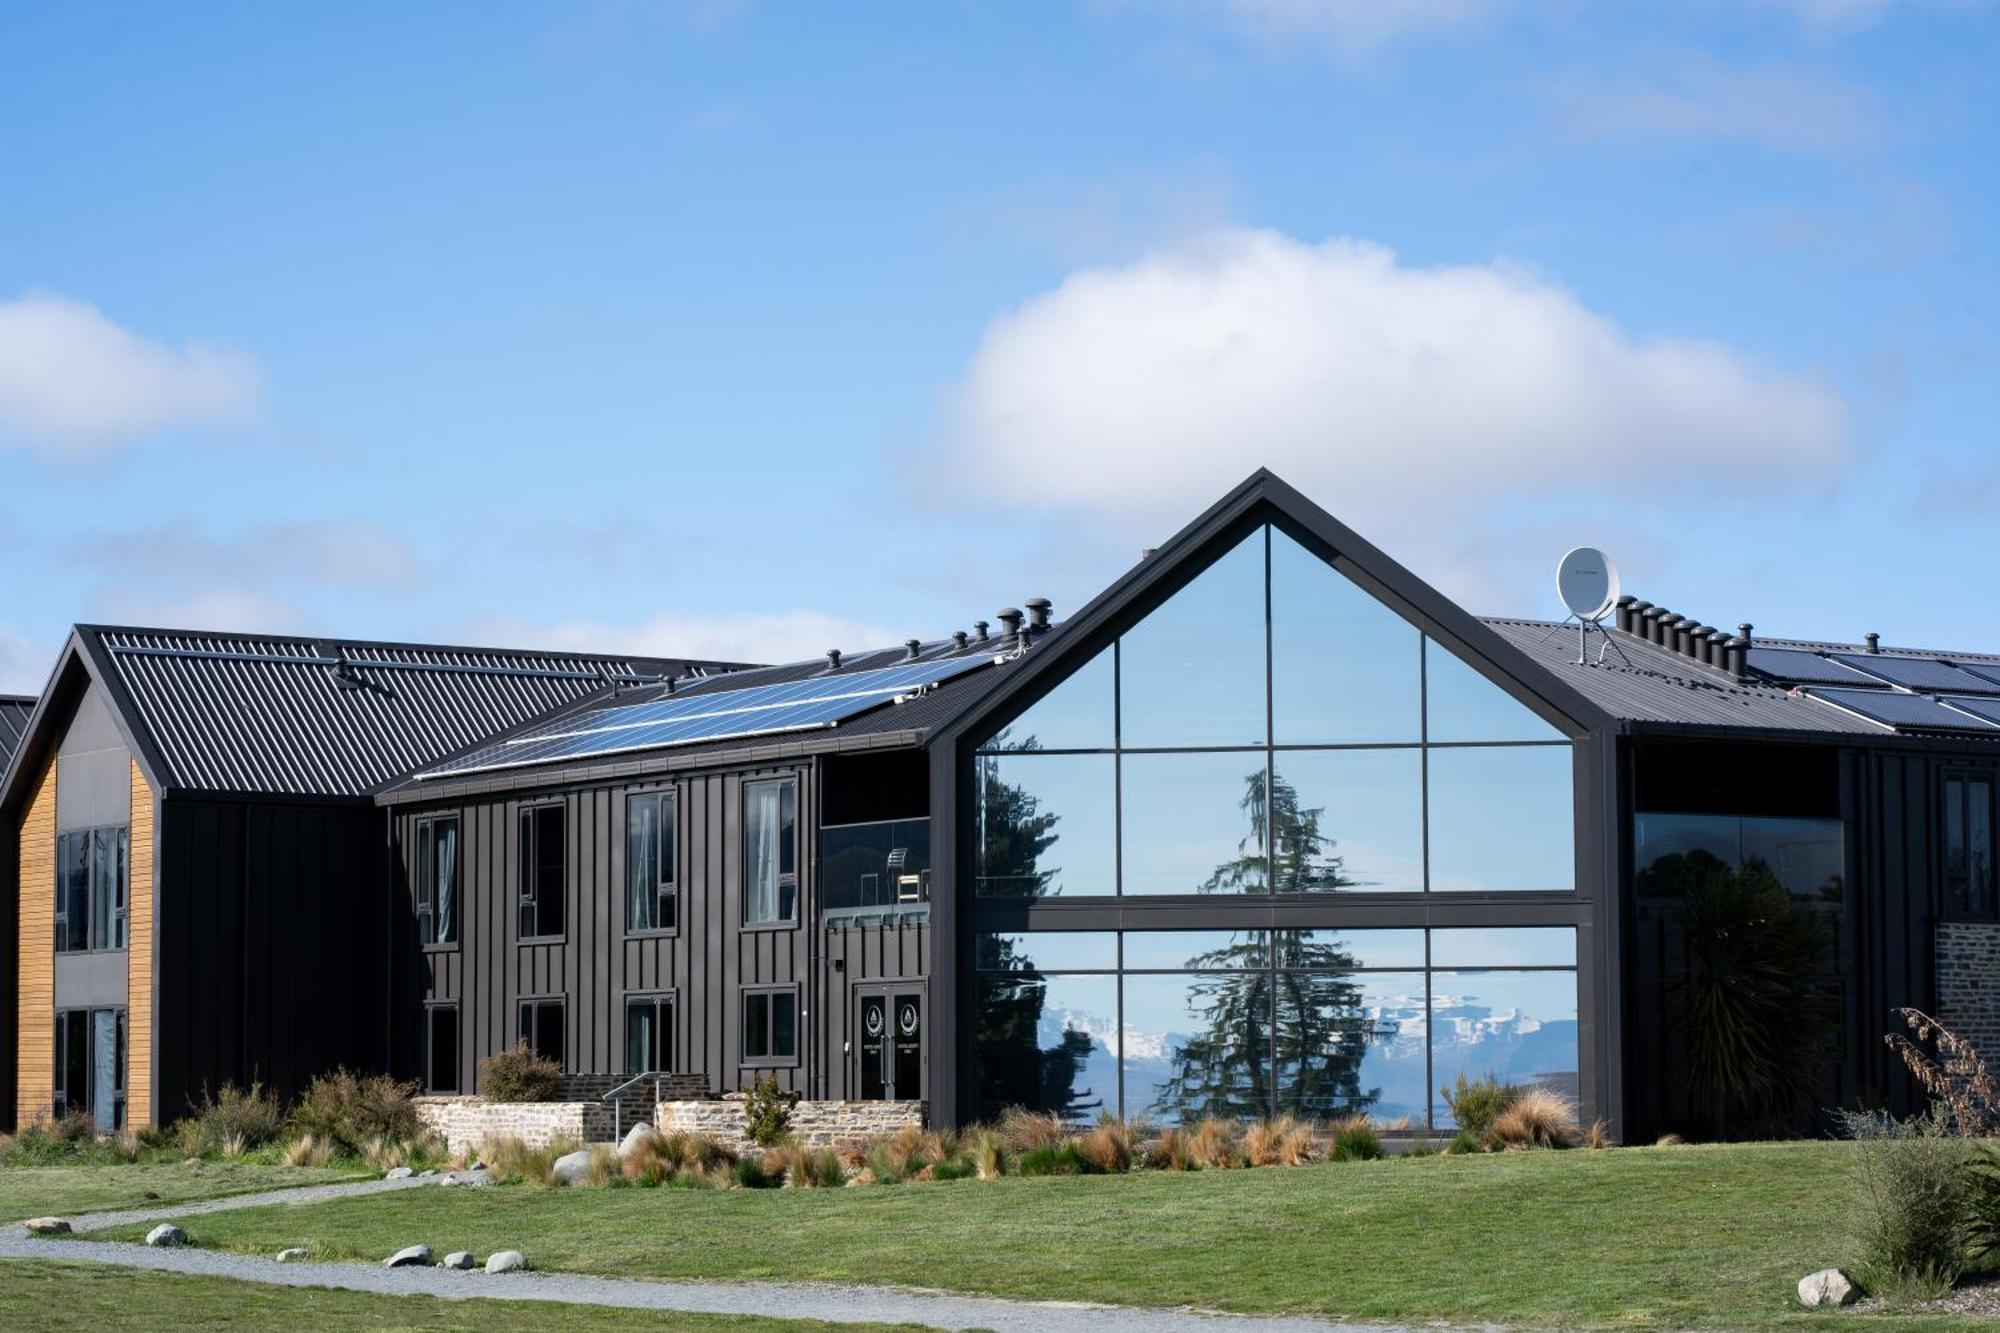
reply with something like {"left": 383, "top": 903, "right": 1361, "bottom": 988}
{"left": 2, "top": 626, "right": 750, "bottom": 806}
{"left": 0, "top": 696, "right": 34, "bottom": 769}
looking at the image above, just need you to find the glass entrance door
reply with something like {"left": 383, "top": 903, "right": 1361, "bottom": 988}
{"left": 856, "top": 988, "right": 922, "bottom": 1101}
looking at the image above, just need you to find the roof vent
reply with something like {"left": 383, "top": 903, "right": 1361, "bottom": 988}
{"left": 904, "top": 639, "right": 922, "bottom": 662}
{"left": 1865, "top": 632, "right": 1880, "bottom": 654}
{"left": 952, "top": 630, "right": 969, "bottom": 652}
{"left": 996, "top": 607, "right": 1025, "bottom": 650}
{"left": 826, "top": 648, "right": 843, "bottom": 671}
{"left": 973, "top": 620, "right": 990, "bottom": 643}
{"left": 1025, "top": 598, "right": 1052, "bottom": 633}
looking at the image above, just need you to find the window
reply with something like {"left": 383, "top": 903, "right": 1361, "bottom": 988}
{"left": 741, "top": 987, "right": 798, "bottom": 1064}
{"left": 55, "top": 826, "right": 127, "bottom": 953}
{"left": 517, "top": 805, "right": 566, "bottom": 940}
{"left": 425, "top": 1006, "right": 459, "bottom": 1093}
{"left": 415, "top": 816, "right": 459, "bottom": 947}
{"left": 821, "top": 818, "right": 929, "bottom": 912}
{"left": 743, "top": 779, "right": 797, "bottom": 925}
{"left": 54, "top": 1007, "right": 125, "bottom": 1131}
{"left": 1945, "top": 774, "right": 1997, "bottom": 919}
{"left": 519, "top": 997, "right": 565, "bottom": 1068}
{"left": 627, "top": 994, "right": 675, "bottom": 1073}
{"left": 627, "top": 792, "right": 677, "bottom": 933}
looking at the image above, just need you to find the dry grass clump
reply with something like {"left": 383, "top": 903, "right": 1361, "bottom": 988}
{"left": 1145, "top": 1126, "right": 1201, "bottom": 1171}
{"left": 480, "top": 1132, "right": 582, "bottom": 1185}
{"left": 281, "top": 1133, "right": 335, "bottom": 1168}
{"left": 583, "top": 1144, "right": 622, "bottom": 1188}
{"left": 1584, "top": 1118, "right": 1613, "bottom": 1150}
{"left": 997, "top": 1107, "right": 1071, "bottom": 1154}
{"left": 1074, "top": 1116, "right": 1142, "bottom": 1174}
{"left": 875, "top": 1124, "right": 957, "bottom": 1179}
{"left": 111, "top": 1128, "right": 143, "bottom": 1163}
{"left": 1488, "top": 1088, "right": 1579, "bottom": 1150}
{"left": 790, "top": 1144, "right": 847, "bottom": 1188}
{"left": 1655, "top": 1132, "right": 1686, "bottom": 1147}
{"left": 619, "top": 1127, "right": 737, "bottom": 1187}
{"left": 1245, "top": 1114, "right": 1321, "bottom": 1167}
{"left": 1187, "top": 1117, "right": 1244, "bottom": 1169}
{"left": 964, "top": 1127, "right": 1006, "bottom": 1179}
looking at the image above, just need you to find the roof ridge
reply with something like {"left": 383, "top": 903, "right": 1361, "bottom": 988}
{"left": 75, "top": 623, "right": 748, "bottom": 670}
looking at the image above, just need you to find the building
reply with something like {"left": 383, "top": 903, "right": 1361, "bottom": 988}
{"left": 6, "top": 471, "right": 1998, "bottom": 1139}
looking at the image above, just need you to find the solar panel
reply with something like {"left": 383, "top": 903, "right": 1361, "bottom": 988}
{"left": 1942, "top": 695, "right": 2000, "bottom": 728}
{"left": 1830, "top": 654, "right": 2000, "bottom": 695}
{"left": 1958, "top": 662, "right": 2000, "bottom": 692}
{"left": 418, "top": 652, "right": 1002, "bottom": 778}
{"left": 1743, "top": 648, "right": 1880, "bottom": 688}
{"left": 1805, "top": 686, "right": 2000, "bottom": 734}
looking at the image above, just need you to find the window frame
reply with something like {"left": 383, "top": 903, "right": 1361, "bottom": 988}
{"left": 423, "top": 1003, "right": 460, "bottom": 1093}
{"left": 52, "top": 1005, "right": 126, "bottom": 1129}
{"left": 1942, "top": 768, "right": 1999, "bottom": 922}
{"left": 742, "top": 777, "right": 800, "bottom": 929}
{"left": 415, "top": 814, "right": 461, "bottom": 949}
{"left": 625, "top": 790, "right": 679, "bottom": 937}
{"left": 54, "top": 825, "right": 129, "bottom": 954}
{"left": 739, "top": 985, "right": 800, "bottom": 1067}
{"left": 517, "top": 802, "right": 568, "bottom": 943}
{"left": 625, "top": 992, "right": 677, "bottom": 1074}
{"left": 517, "top": 995, "right": 567, "bottom": 1069}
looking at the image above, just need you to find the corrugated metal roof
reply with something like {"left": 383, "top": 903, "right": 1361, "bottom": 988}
{"left": 0, "top": 695, "right": 34, "bottom": 768}
{"left": 81, "top": 626, "right": 748, "bottom": 797}
{"left": 1480, "top": 619, "right": 1891, "bottom": 735}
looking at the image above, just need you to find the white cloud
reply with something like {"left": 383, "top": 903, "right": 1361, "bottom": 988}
{"left": 459, "top": 610, "right": 901, "bottom": 668}
{"left": 0, "top": 294, "right": 261, "bottom": 455}
{"left": 1155, "top": 0, "right": 1506, "bottom": 59}
{"left": 971, "top": 162, "right": 1240, "bottom": 265}
{"left": 934, "top": 229, "right": 1848, "bottom": 607}
{"left": 1544, "top": 59, "right": 1885, "bottom": 155}
{"left": 66, "top": 520, "right": 421, "bottom": 588}
{"left": 82, "top": 586, "right": 305, "bottom": 636}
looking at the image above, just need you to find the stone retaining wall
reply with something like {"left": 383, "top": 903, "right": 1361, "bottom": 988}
{"left": 415, "top": 1097, "right": 615, "bottom": 1154}
{"left": 1938, "top": 922, "right": 2000, "bottom": 1054}
{"left": 657, "top": 1096, "right": 924, "bottom": 1150}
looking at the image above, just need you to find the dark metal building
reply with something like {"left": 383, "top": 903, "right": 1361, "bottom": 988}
{"left": 8, "top": 471, "right": 1999, "bottom": 1138}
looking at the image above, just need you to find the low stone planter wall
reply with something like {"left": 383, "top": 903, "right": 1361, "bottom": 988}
{"left": 415, "top": 1097, "right": 616, "bottom": 1154}
{"left": 656, "top": 1096, "right": 924, "bottom": 1150}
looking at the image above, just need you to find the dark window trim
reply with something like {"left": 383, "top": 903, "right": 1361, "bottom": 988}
{"left": 624, "top": 991, "right": 678, "bottom": 1073}
{"left": 52, "top": 1005, "right": 126, "bottom": 1128}
{"left": 625, "top": 790, "right": 680, "bottom": 939}
{"left": 517, "top": 994, "right": 567, "bottom": 1068}
{"left": 517, "top": 801, "right": 568, "bottom": 945}
{"left": 415, "top": 814, "right": 461, "bottom": 952}
{"left": 1942, "top": 767, "right": 1999, "bottom": 923}
{"left": 739, "top": 984, "right": 801, "bottom": 1067}
{"left": 54, "top": 824, "right": 130, "bottom": 955}
{"left": 742, "top": 777, "right": 800, "bottom": 929}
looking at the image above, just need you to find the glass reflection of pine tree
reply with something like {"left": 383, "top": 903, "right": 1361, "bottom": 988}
{"left": 1152, "top": 769, "right": 1387, "bottom": 1122}
{"left": 972, "top": 730, "right": 1105, "bottom": 1121}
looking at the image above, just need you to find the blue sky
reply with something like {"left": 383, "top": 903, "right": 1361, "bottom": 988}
{"left": 1, "top": 0, "right": 1995, "bottom": 691}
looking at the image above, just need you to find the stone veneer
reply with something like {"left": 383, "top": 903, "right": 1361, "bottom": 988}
{"left": 657, "top": 1096, "right": 925, "bottom": 1150}
{"left": 415, "top": 1097, "right": 608, "bottom": 1154}
{"left": 1937, "top": 922, "right": 2000, "bottom": 1054}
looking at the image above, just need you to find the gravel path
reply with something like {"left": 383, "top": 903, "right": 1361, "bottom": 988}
{"left": 0, "top": 1178, "right": 1414, "bottom": 1333}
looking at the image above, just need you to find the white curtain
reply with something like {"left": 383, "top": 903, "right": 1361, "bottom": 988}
{"left": 747, "top": 782, "right": 779, "bottom": 922}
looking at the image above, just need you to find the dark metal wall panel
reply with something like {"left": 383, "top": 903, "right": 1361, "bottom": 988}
{"left": 392, "top": 760, "right": 819, "bottom": 1098}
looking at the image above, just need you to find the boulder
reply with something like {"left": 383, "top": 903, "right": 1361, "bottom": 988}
{"left": 485, "top": 1249, "right": 529, "bottom": 1274}
{"left": 384, "top": 1243, "right": 433, "bottom": 1268}
{"left": 384, "top": 1166, "right": 415, "bottom": 1180}
{"left": 619, "top": 1123, "right": 655, "bottom": 1159}
{"left": 276, "top": 1247, "right": 310, "bottom": 1264}
{"left": 551, "top": 1150, "right": 594, "bottom": 1185}
{"left": 441, "top": 1251, "right": 477, "bottom": 1270}
{"left": 1798, "top": 1269, "right": 1859, "bottom": 1308}
{"left": 145, "top": 1223, "right": 191, "bottom": 1248}
{"left": 22, "top": 1217, "right": 70, "bottom": 1236}
{"left": 419, "top": 1169, "right": 438, "bottom": 1178}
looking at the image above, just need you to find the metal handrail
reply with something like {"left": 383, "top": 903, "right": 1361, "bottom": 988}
{"left": 601, "top": 1071, "right": 665, "bottom": 1142}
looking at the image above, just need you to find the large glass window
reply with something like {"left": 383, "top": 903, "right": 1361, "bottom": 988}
{"left": 415, "top": 815, "right": 458, "bottom": 947}
{"left": 627, "top": 792, "right": 677, "bottom": 932}
{"left": 627, "top": 994, "right": 674, "bottom": 1073}
{"left": 971, "top": 523, "right": 1575, "bottom": 898}
{"left": 1943, "top": 775, "right": 1995, "bottom": 920}
{"left": 55, "top": 826, "right": 127, "bottom": 953}
{"left": 971, "top": 927, "right": 1578, "bottom": 1128}
{"left": 744, "top": 779, "right": 798, "bottom": 925}
{"left": 518, "top": 805, "right": 566, "bottom": 940}
{"left": 54, "top": 1007, "right": 126, "bottom": 1131}
{"left": 822, "top": 817, "right": 929, "bottom": 911}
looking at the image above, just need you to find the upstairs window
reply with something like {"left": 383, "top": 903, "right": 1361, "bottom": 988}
{"left": 56, "top": 826, "right": 127, "bottom": 953}
{"left": 518, "top": 805, "right": 566, "bottom": 940}
{"left": 1945, "top": 773, "right": 1997, "bottom": 919}
{"left": 627, "top": 792, "right": 677, "bottom": 933}
{"left": 744, "top": 779, "right": 798, "bottom": 926}
{"left": 415, "top": 815, "right": 459, "bottom": 947}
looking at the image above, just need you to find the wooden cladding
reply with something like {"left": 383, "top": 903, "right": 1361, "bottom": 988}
{"left": 126, "top": 760, "right": 154, "bottom": 1128}
{"left": 15, "top": 754, "right": 55, "bottom": 1124}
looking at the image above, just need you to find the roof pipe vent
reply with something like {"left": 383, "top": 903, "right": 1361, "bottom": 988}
{"left": 1865, "top": 632, "right": 1880, "bottom": 654}
{"left": 1704, "top": 628, "right": 1730, "bottom": 669}
{"left": 974, "top": 620, "right": 990, "bottom": 643}
{"left": 1683, "top": 623, "right": 1707, "bottom": 660}
{"left": 996, "top": 607, "right": 1025, "bottom": 651}
{"left": 826, "top": 648, "right": 843, "bottom": 672}
{"left": 1642, "top": 607, "right": 1667, "bottom": 646}
{"left": 662, "top": 676, "right": 676, "bottom": 696}
{"left": 1625, "top": 600, "right": 1654, "bottom": 638}
{"left": 952, "top": 630, "right": 969, "bottom": 652}
{"left": 1614, "top": 595, "right": 1637, "bottom": 634}
{"left": 904, "top": 639, "right": 922, "bottom": 662}
{"left": 1738, "top": 622, "right": 1754, "bottom": 650}
{"left": 1670, "top": 618, "right": 1693, "bottom": 657}
{"left": 1724, "top": 635, "right": 1748, "bottom": 680}
{"left": 1025, "top": 598, "right": 1053, "bottom": 633}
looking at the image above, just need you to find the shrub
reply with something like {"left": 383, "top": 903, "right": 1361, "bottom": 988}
{"left": 743, "top": 1073, "right": 800, "bottom": 1148}
{"left": 1445, "top": 1128, "right": 1483, "bottom": 1155}
{"left": 1326, "top": 1115, "right": 1383, "bottom": 1162}
{"left": 175, "top": 1117, "right": 208, "bottom": 1160}
{"left": 480, "top": 1133, "right": 580, "bottom": 1186}
{"left": 281, "top": 1133, "right": 334, "bottom": 1168}
{"left": 734, "top": 1156, "right": 778, "bottom": 1188}
{"left": 621, "top": 1128, "right": 736, "bottom": 1187}
{"left": 479, "top": 1042, "right": 562, "bottom": 1104}
{"left": 290, "top": 1069, "right": 423, "bottom": 1155}
{"left": 1145, "top": 1127, "right": 1202, "bottom": 1171}
{"left": 1016, "top": 1142, "right": 1089, "bottom": 1176}
{"left": 1489, "top": 1088, "right": 1579, "bottom": 1150}
{"left": 792, "top": 1146, "right": 847, "bottom": 1188}
{"left": 1403, "top": 1133, "right": 1438, "bottom": 1158}
{"left": 1444, "top": 1074, "right": 1517, "bottom": 1138}
{"left": 997, "top": 1106, "right": 1070, "bottom": 1154}
{"left": 1074, "top": 1116, "right": 1140, "bottom": 1174}
{"left": 1840, "top": 1107, "right": 1972, "bottom": 1298}
{"left": 1887, "top": 1009, "right": 2000, "bottom": 1138}
{"left": 584, "top": 1145, "right": 622, "bottom": 1188}
{"left": 929, "top": 1157, "right": 977, "bottom": 1182}
{"left": 186, "top": 1081, "right": 286, "bottom": 1153}
{"left": 0, "top": 1114, "right": 115, "bottom": 1166}
{"left": 1187, "top": 1117, "right": 1243, "bottom": 1169}
{"left": 965, "top": 1127, "right": 1006, "bottom": 1180}
{"left": 876, "top": 1124, "right": 953, "bottom": 1178}
{"left": 111, "top": 1128, "right": 142, "bottom": 1162}
{"left": 1246, "top": 1115, "right": 1320, "bottom": 1167}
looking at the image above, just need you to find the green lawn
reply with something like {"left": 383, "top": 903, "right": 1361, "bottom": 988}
{"left": 78, "top": 1141, "right": 2000, "bottom": 1329}
{"left": 0, "top": 1161, "right": 371, "bottom": 1223}
{"left": 0, "top": 1261, "right": 929, "bottom": 1332}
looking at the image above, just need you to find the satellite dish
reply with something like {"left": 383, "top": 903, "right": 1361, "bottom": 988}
{"left": 1557, "top": 547, "right": 1619, "bottom": 623}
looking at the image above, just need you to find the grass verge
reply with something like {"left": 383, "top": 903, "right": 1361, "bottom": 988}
{"left": 78, "top": 1140, "right": 2000, "bottom": 1329}
{"left": 0, "top": 1260, "right": 926, "bottom": 1331}
{"left": 0, "top": 1161, "right": 371, "bottom": 1223}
